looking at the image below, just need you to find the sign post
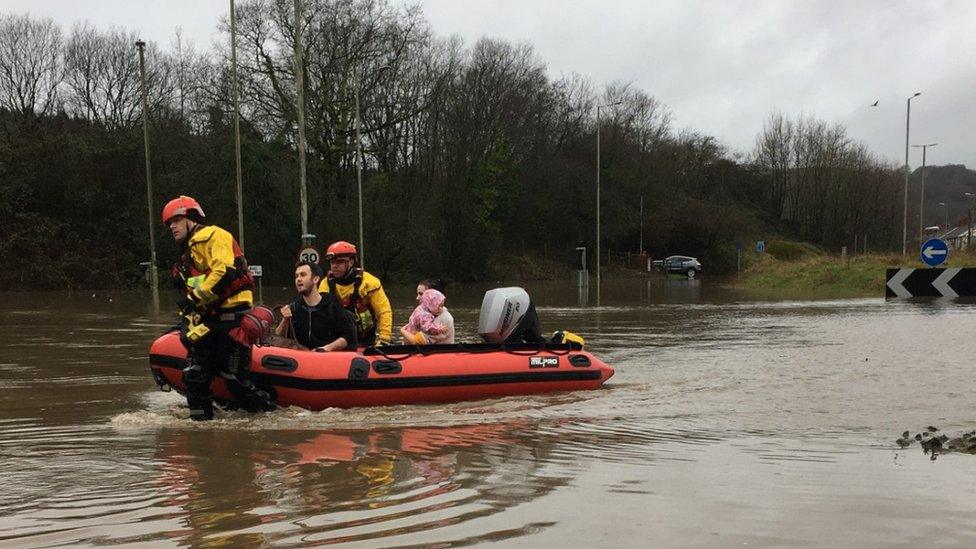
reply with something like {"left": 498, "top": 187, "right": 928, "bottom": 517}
{"left": 248, "top": 265, "right": 263, "bottom": 304}
{"left": 736, "top": 241, "right": 743, "bottom": 277}
{"left": 575, "top": 246, "right": 588, "bottom": 288}
{"left": 919, "top": 238, "right": 949, "bottom": 267}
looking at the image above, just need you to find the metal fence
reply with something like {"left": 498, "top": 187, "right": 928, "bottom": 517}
{"left": 605, "top": 250, "right": 652, "bottom": 272}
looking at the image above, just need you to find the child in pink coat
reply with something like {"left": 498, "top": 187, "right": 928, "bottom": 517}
{"left": 401, "top": 289, "right": 449, "bottom": 345}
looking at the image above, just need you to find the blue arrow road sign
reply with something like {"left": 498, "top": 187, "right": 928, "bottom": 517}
{"left": 756, "top": 240, "right": 765, "bottom": 253}
{"left": 920, "top": 238, "right": 949, "bottom": 267}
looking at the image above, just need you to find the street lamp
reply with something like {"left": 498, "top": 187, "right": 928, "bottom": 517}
{"left": 902, "top": 91, "right": 921, "bottom": 255}
{"left": 912, "top": 142, "right": 937, "bottom": 241}
{"left": 230, "top": 0, "right": 245, "bottom": 247}
{"left": 938, "top": 201, "right": 948, "bottom": 233}
{"left": 353, "top": 64, "right": 391, "bottom": 269}
{"left": 135, "top": 39, "right": 159, "bottom": 312}
{"left": 294, "top": 0, "right": 309, "bottom": 244}
{"left": 595, "top": 100, "right": 622, "bottom": 305}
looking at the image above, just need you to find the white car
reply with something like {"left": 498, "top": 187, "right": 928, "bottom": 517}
{"left": 653, "top": 255, "right": 703, "bottom": 278}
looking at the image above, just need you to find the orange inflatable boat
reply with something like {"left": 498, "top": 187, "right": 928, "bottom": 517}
{"left": 148, "top": 331, "right": 614, "bottom": 410}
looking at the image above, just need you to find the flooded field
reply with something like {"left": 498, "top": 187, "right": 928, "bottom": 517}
{"left": 1, "top": 279, "right": 975, "bottom": 547}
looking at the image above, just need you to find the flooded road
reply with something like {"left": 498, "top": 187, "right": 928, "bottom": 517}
{"left": 2, "top": 279, "right": 975, "bottom": 547}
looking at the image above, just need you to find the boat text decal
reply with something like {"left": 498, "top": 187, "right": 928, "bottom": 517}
{"left": 529, "top": 356, "right": 559, "bottom": 368}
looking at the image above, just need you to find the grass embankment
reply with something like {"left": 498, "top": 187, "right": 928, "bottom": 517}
{"left": 737, "top": 241, "right": 976, "bottom": 297}
{"left": 739, "top": 253, "right": 897, "bottom": 296}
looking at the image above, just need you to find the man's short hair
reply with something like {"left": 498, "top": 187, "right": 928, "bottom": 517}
{"left": 296, "top": 261, "right": 324, "bottom": 280}
{"left": 419, "top": 278, "right": 446, "bottom": 293}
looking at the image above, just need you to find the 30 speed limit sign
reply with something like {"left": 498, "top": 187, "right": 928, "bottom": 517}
{"left": 298, "top": 246, "right": 320, "bottom": 264}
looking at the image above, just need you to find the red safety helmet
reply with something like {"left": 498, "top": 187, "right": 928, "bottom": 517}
{"left": 324, "top": 240, "right": 357, "bottom": 260}
{"left": 161, "top": 195, "right": 205, "bottom": 225}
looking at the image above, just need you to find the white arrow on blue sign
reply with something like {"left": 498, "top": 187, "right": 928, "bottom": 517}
{"left": 919, "top": 238, "right": 949, "bottom": 267}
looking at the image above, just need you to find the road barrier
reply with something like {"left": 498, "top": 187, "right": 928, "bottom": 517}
{"left": 885, "top": 267, "right": 976, "bottom": 298}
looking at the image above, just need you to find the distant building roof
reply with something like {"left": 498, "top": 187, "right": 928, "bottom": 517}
{"left": 944, "top": 225, "right": 973, "bottom": 240}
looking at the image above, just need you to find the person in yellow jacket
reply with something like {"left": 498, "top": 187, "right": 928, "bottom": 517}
{"left": 318, "top": 241, "right": 393, "bottom": 346}
{"left": 163, "top": 195, "right": 275, "bottom": 420}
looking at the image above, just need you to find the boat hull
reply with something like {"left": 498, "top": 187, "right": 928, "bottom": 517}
{"left": 148, "top": 332, "right": 614, "bottom": 410}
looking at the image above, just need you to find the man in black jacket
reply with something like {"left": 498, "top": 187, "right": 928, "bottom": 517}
{"left": 276, "top": 262, "right": 358, "bottom": 351}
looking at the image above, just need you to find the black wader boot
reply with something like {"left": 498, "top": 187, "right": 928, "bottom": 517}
{"left": 183, "top": 355, "right": 216, "bottom": 421}
{"left": 181, "top": 314, "right": 276, "bottom": 419}
{"left": 222, "top": 341, "right": 276, "bottom": 413}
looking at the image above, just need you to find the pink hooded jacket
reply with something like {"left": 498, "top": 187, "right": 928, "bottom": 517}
{"left": 409, "top": 289, "right": 446, "bottom": 335}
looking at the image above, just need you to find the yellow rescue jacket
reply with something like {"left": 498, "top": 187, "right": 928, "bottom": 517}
{"left": 181, "top": 225, "right": 253, "bottom": 311}
{"left": 318, "top": 269, "right": 392, "bottom": 344}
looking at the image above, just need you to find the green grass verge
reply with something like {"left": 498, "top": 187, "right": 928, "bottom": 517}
{"left": 736, "top": 249, "right": 976, "bottom": 297}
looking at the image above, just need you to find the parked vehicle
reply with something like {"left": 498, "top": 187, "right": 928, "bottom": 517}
{"left": 652, "top": 255, "right": 703, "bottom": 278}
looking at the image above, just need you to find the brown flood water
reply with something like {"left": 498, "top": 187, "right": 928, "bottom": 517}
{"left": 1, "top": 278, "right": 976, "bottom": 547}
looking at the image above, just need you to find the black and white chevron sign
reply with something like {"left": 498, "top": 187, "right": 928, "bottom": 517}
{"left": 885, "top": 267, "right": 976, "bottom": 298}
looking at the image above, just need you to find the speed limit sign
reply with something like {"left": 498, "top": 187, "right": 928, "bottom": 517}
{"left": 298, "top": 246, "right": 320, "bottom": 264}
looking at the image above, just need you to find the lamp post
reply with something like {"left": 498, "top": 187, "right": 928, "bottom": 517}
{"left": 638, "top": 194, "right": 643, "bottom": 257}
{"left": 938, "top": 201, "right": 948, "bottom": 234}
{"left": 595, "top": 100, "right": 621, "bottom": 305}
{"left": 230, "top": 0, "right": 245, "bottom": 247}
{"left": 135, "top": 40, "right": 159, "bottom": 312}
{"left": 353, "top": 65, "right": 390, "bottom": 269}
{"left": 902, "top": 92, "right": 921, "bottom": 255}
{"left": 294, "top": 0, "right": 309, "bottom": 243}
{"left": 912, "top": 142, "right": 937, "bottom": 241}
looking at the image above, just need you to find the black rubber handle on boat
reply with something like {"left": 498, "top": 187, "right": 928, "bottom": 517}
{"left": 262, "top": 355, "right": 298, "bottom": 372}
{"left": 371, "top": 360, "right": 402, "bottom": 374}
{"left": 348, "top": 357, "right": 370, "bottom": 380}
{"left": 569, "top": 354, "right": 591, "bottom": 367}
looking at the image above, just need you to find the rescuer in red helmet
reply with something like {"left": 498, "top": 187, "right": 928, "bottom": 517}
{"left": 162, "top": 195, "right": 275, "bottom": 420}
{"left": 318, "top": 240, "right": 393, "bottom": 346}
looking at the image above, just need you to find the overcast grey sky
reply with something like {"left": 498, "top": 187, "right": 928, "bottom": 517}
{"left": 5, "top": 0, "right": 973, "bottom": 167}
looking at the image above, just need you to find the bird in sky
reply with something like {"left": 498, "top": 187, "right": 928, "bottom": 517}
{"left": 870, "top": 100, "right": 879, "bottom": 107}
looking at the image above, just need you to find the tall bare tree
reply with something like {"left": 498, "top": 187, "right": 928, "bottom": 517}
{"left": 64, "top": 24, "right": 175, "bottom": 129}
{"left": 0, "top": 14, "right": 64, "bottom": 116}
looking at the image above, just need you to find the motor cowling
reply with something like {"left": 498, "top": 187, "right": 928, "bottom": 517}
{"left": 478, "top": 287, "right": 543, "bottom": 343}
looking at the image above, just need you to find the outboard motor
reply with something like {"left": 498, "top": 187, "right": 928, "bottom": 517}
{"left": 478, "top": 287, "right": 544, "bottom": 343}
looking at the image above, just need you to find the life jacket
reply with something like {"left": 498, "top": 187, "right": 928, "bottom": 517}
{"left": 171, "top": 225, "right": 254, "bottom": 308}
{"left": 326, "top": 268, "right": 375, "bottom": 337}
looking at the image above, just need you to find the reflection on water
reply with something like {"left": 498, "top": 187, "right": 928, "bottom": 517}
{"left": 2, "top": 280, "right": 976, "bottom": 546}
{"left": 150, "top": 420, "right": 568, "bottom": 546}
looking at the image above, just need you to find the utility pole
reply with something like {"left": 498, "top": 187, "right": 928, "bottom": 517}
{"left": 135, "top": 40, "right": 159, "bottom": 312}
{"left": 596, "top": 107, "right": 601, "bottom": 304}
{"left": 902, "top": 92, "right": 920, "bottom": 255}
{"left": 230, "top": 0, "right": 245, "bottom": 247}
{"left": 913, "top": 142, "right": 937, "bottom": 242}
{"left": 294, "top": 0, "right": 309, "bottom": 241}
{"left": 351, "top": 65, "right": 391, "bottom": 270}
{"left": 354, "top": 82, "right": 364, "bottom": 268}
{"left": 595, "top": 100, "right": 621, "bottom": 305}
{"left": 638, "top": 194, "right": 643, "bottom": 257}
